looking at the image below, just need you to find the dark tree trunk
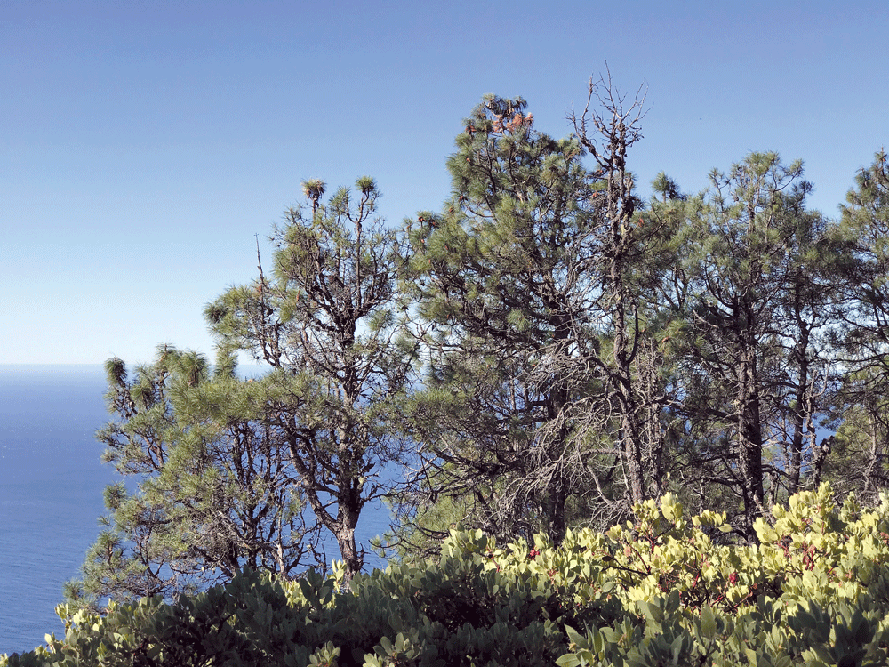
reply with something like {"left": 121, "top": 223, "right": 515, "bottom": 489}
{"left": 737, "top": 331, "right": 765, "bottom": 543}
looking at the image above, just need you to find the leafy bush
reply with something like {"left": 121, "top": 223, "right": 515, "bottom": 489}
{"left": 6, "top": 484, "right": 889, "bottom": 666}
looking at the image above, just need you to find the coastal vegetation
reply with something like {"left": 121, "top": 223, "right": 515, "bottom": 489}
{"left": 5, "top": 72, "right": 889, "bottom": 664}
{"left": 9, "top": 487, "right": 889, "bottom": 665}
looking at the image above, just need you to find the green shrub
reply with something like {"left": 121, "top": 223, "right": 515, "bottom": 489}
{"left": 6, "top": 484, "right": 889, "bottom": 666}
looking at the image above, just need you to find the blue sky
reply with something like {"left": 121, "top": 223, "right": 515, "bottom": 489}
{"left": 2, "top": 0, "right": 887, "bottom": 365}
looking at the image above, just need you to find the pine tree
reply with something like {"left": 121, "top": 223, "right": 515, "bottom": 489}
{"left": 206, "top": 177, "right": 412, "bottom": 580}
{"left": 673, "top": 152, "right": 835, "bottom": 539}
{"left": 70, "top": 179, "right": 411, "bottom": 607}
{"left": 68, "top": 348, "right": 322, "bottom": 607}
{"left": 398, "top": 83, "right": 670, "bottom": 547}
{"left": 400, "top": 94, "right": 597, "bottom": 545}
{"left": 828, "top": 150, "right": 889, "bottom": 500}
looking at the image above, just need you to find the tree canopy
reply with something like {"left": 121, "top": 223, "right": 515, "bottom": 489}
{"left": 70, "top": 78, "right": 889, "bottom": 609}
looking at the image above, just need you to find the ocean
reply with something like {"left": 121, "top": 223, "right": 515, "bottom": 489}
{"left": 0, "top": 365, "right": 392, "bottom": 655}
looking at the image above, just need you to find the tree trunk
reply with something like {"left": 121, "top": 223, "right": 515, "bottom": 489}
{"left": 610, "top": 204, "right": 646, "bottom": 506}
{"left": 334, "top": 520, "right": 362, "bottom": 585}
{"left": 543, "top": 482, "right": 567, "bottom": 544}
{"left": 737, "top": 336, "right": 765, "bottom": 542}
{"left": 787, "top": 281, "right": 817, "bottom": 496}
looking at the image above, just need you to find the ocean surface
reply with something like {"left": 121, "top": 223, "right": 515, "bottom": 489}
{"left": 0, "top": 365, "right": 392, "bottom": 655}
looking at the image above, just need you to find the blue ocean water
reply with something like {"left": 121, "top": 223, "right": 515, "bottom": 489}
{"left": 0, "top": 366, "right": 392, "bottom": 655}
{"left": 0, "top": 366, "right": 112, "bottom": 654}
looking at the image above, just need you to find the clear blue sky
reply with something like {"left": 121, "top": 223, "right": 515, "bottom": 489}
{"left": 2, "top": 0, "right": 887, "bottom": 365}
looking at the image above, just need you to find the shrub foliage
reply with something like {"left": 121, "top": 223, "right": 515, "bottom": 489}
{"left": 6, "top": 484, "right": 889, "bottom": 666}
